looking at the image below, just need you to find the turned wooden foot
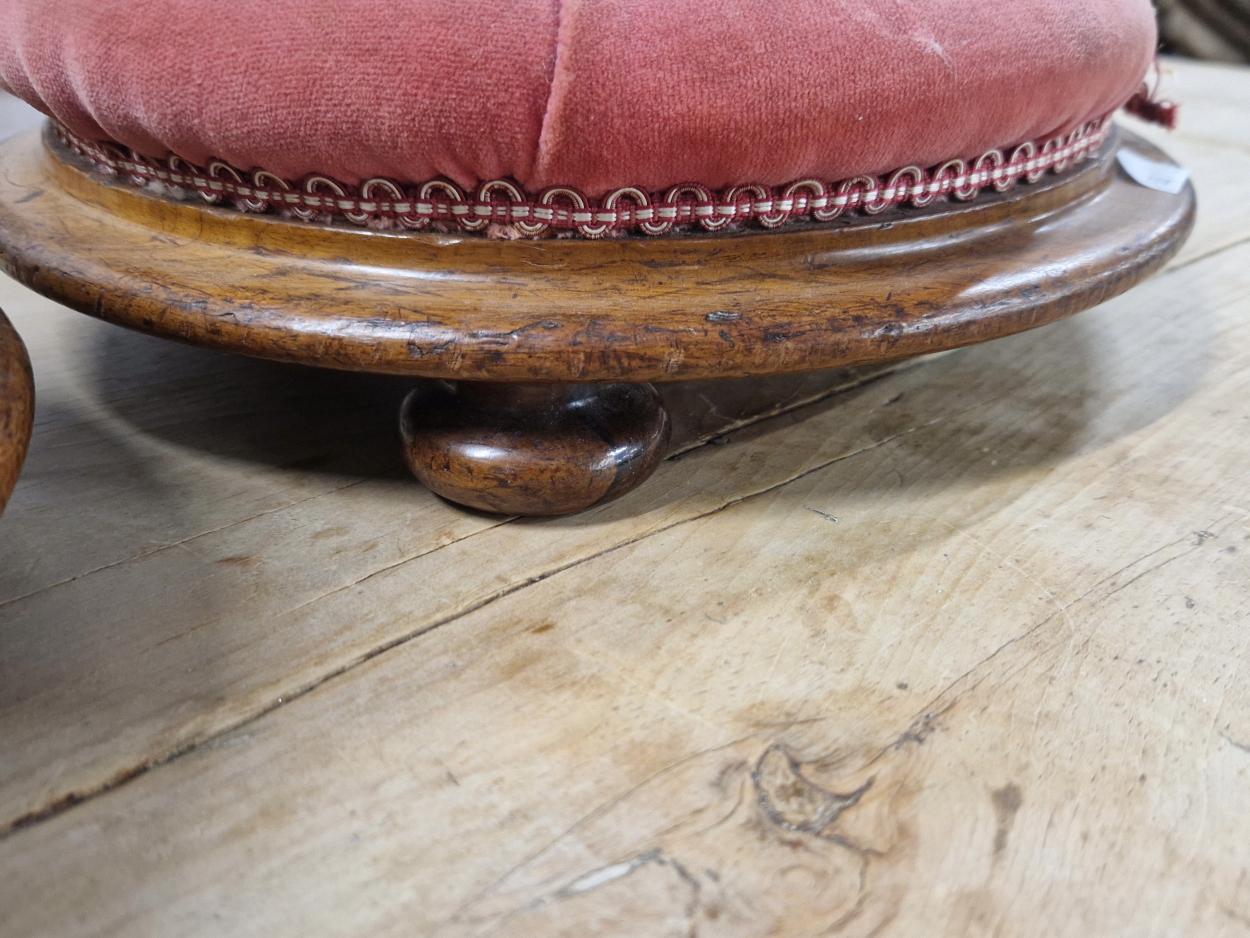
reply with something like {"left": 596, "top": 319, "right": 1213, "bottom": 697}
{"left": 400, "top": 381, "right": 671, "bottom": 516}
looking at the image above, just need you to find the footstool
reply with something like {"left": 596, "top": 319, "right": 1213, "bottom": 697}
{"left": 0, "top": 0, "right": 1193, "bottom": 515}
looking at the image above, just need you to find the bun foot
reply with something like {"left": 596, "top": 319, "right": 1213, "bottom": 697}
{"left": 400, "top": 381, "right": 671, "bottom": 516}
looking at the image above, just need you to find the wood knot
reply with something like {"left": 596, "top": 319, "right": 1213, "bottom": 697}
{"left": 752, "top": 746, "right": 873, "bottom": 835}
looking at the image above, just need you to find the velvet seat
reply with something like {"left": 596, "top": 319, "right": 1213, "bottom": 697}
{"left": 0, "top": 0, "right": 1158, "bottom": 237}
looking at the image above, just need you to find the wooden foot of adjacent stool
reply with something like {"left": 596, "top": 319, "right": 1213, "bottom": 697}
{"left": 0, "top": 309, "right": 34, "bottom": 518}
{"left": 400, "top": 381, "right": 671, "bottom": 516}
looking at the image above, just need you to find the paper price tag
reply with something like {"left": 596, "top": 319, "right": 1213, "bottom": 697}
{"left": 1116, "top": 148, "right": 1190, "bottom": 195}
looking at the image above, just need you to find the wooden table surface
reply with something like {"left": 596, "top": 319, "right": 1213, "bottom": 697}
{"left": 1, "top": 58, "right": 1249, "bottom": 937}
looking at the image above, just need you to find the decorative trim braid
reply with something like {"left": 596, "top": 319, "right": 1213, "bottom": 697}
{"left": 55, "top": 119, "right": 1112, "bottom": 239}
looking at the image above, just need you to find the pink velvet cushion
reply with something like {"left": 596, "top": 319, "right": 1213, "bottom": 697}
{"left": 0, "top": 0, "right": 1155, "bottom": 197}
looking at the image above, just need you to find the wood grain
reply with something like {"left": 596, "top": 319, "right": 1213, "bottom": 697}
{"left": 0, "top": 127, "right": 1193, "bottom": 383}
{"left": 0, "top": 307, "right": 33, "bottom": 515}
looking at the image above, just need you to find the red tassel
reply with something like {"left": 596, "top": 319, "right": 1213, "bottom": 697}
{"left": 1125, "top": 83, "right": 1179, "bottom": 129}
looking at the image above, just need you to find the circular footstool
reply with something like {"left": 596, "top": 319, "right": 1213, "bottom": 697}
{"left": 0, "top": 0, "right": 1193, "bottom": 515}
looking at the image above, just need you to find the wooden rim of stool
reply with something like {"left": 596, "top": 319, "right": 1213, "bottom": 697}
{"left": 0, "top": 308, "right": 34, "bottom": 517}
{"left": 0, "top": 124, "right": 1194, "bottom": 385}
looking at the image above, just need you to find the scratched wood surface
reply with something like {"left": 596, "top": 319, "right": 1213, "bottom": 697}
{"left": 1, "top": 58, "right": 1250, "bottom": 937}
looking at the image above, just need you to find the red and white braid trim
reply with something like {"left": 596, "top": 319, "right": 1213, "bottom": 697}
{"left": 55, "top": 119, "right": 1111, "bottom": 239}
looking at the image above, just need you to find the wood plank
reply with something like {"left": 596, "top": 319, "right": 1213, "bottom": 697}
{"left": 2, "top": 208, "right": 1250, "bottom": 938}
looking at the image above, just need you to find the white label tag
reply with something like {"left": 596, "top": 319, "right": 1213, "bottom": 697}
{"left": 1117, "top": 148, "right": 1190, "bottom": 194}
